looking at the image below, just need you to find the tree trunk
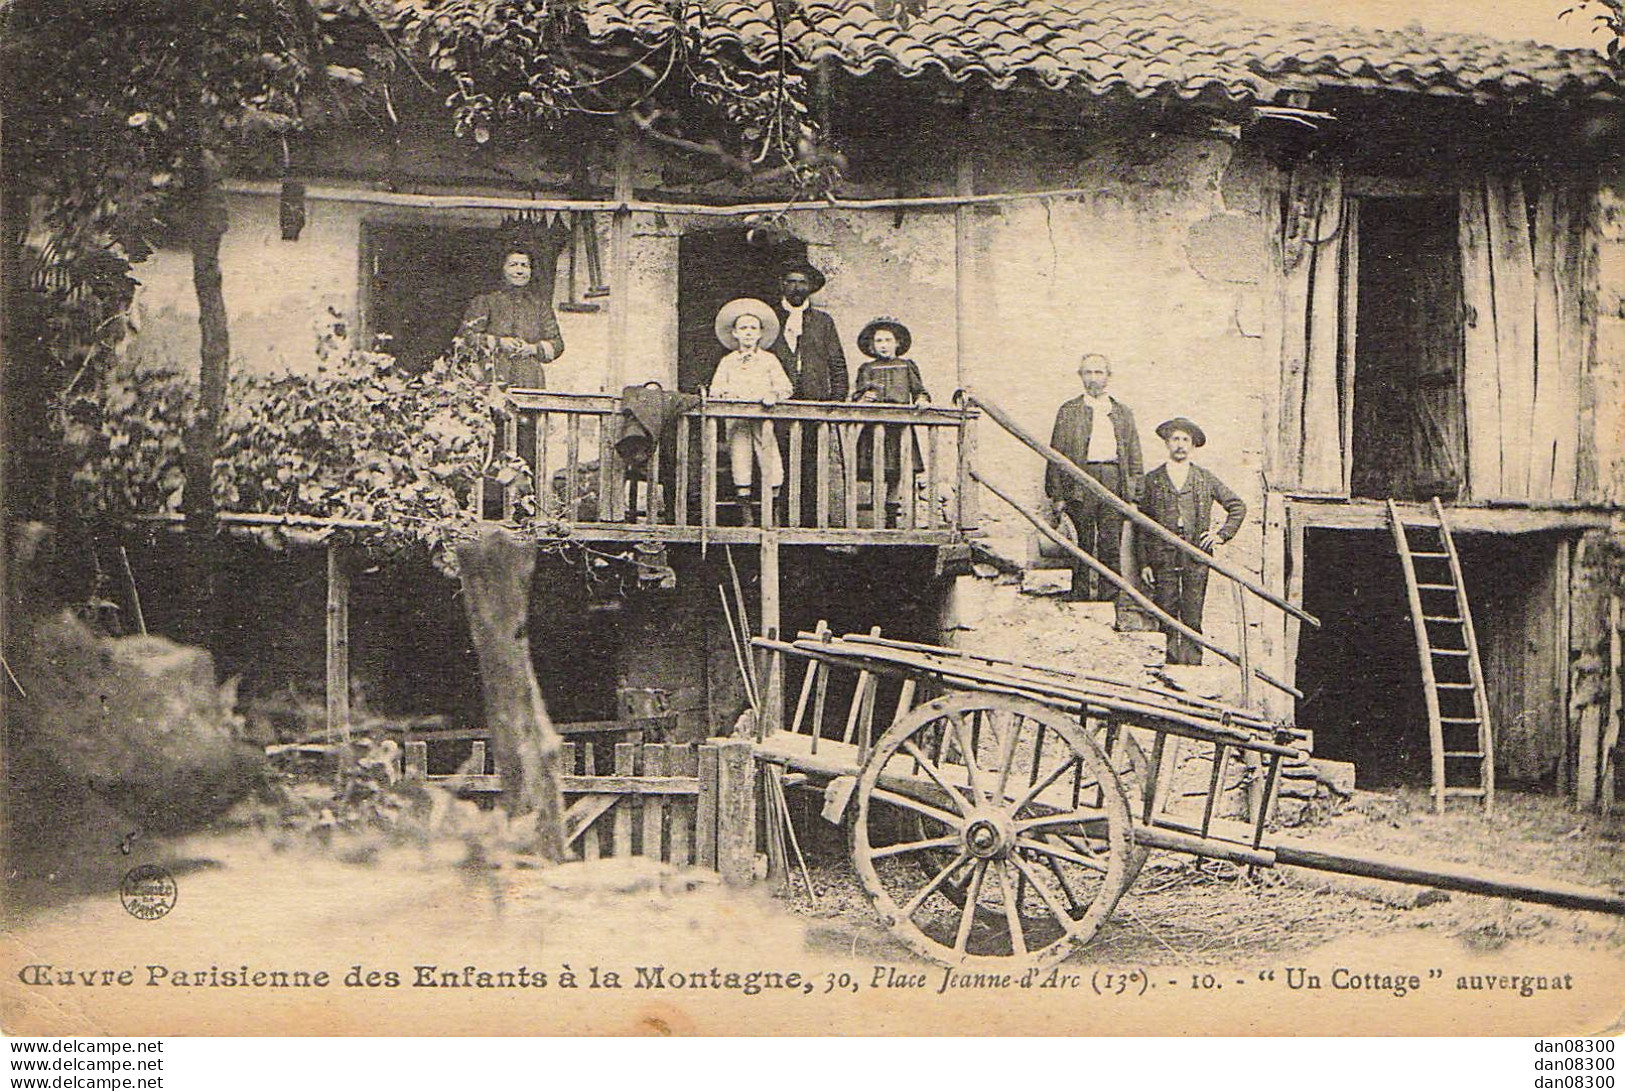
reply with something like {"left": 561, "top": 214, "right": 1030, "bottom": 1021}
{"left": 456, "top": 527, "right": 569, "bottom": 862}
{"left": 177, "top": 80, "right": 230, "bottom": 650}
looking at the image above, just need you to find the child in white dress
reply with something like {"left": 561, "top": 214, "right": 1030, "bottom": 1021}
{"left": 709, "top": 298, "right": 792, "bottom": 526}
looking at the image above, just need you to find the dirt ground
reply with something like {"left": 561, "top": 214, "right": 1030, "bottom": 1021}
{"left": 777, "top": 786, "right": 1625, "bottom": 967}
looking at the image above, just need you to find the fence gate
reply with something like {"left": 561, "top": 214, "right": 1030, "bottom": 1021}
{"left": 403, "top": 737, "right": 753, "bottom": 880}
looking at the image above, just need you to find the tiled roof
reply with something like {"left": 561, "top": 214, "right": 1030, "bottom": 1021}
{"left": 578, "top": 0, "right": 1622, "bottom": 102}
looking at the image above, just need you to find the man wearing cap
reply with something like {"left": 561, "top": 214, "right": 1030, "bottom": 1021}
{"left": 772, "top": 258, "right": 848, "bottom": 524}
{"left": 1138, "top": 417, "right": 1247, "bottom": 666}
{"left": 1045, "top": 353, "right": 1143, "bottom": 601}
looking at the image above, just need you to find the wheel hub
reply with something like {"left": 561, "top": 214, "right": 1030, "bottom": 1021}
{"left": 963, "top": 814, "right": 1015, "bottom": 859}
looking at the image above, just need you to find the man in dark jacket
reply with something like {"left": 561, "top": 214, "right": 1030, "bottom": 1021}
{"left": 1046, "top": 353, "right": 1143, "bottom": 600}
{"left": 1138, "top": 417, "right": 1247, "bottom": 665}
{"left": 771, "top": 258, "right": 847, "bottom": 524}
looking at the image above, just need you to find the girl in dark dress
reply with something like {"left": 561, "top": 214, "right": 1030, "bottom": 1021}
{"left": 852, "top": 317, "right": 930, "bottom": 527}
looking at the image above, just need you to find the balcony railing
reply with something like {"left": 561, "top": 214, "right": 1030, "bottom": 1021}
{"left": 483, "top": 392, "right": 978, "bottom": 544}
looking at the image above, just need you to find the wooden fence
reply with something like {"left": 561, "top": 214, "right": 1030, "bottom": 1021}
{"left": 403, "top": 736, "right": 757, "bottom": 884}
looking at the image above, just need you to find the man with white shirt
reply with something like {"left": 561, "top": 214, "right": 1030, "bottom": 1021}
{"left": 771, "top": 258, "right": 847, "bottom": 525}
{"left": 1138, "top": 417, "right": 1247, "bottom": 665}
{"left": 1045, "top": 354, "right": 1143, "bottom": 600}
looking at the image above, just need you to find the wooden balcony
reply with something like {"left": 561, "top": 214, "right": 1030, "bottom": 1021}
{"left": 486, "top": 392, "right": 978, "bottom": 546}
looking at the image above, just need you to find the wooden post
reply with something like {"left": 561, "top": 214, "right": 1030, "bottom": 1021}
{"left": 714, "top": 737, "right": 756, "bottom": 886}
{"left": 325, "top": 546, "right": 350, "bottom": 745}
{"left": 1605, "top": 595, "right": 1622, "bottom": 814}
{"left": 456, "top": 528, "right": 568, "bottom": 861}
{"left": 696, "top": 743, "right": 720, "bottom": 870}
{"left": 954, "top": 147, "right": 974, "bottom": 393}
{"left": 608, "top": 119, "right": 635, "bottom": 393}
{"left": 759, "top": 530, "right": 783, "bottom": 734}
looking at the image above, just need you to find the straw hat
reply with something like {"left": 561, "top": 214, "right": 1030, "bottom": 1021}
{"left": 714, "top": 298, "right": 781, "bottom": 350}
{"left": 857, "top": 316, "right": 912, "bottom": 358}
{"left": 1155, "top": 417, "right": 1207, "bottom": 447}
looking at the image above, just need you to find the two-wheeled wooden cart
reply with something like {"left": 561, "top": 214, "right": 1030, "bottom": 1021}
{"left": 750, "top": 625, "right": 1625, "bottom": 970}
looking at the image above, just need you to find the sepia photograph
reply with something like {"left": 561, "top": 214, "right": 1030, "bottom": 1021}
{"left": 1, "top": 0, "right": 1623, "bottom": 1043}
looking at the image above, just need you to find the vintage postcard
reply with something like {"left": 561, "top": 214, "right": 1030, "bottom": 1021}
{"left": 3, "top": 0, "right": 1623, "bottom": 1039}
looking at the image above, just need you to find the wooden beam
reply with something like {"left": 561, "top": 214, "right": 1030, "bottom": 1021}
{"left": 714, "top": 737, "right": 756, "bottom": 886}
{"left": 1288, "top": 498, "right": 1613, "bottom": 534}
{"left": 325, "top": 546, "right": 350, "bottom": 745}
{"left": 759, "top": 529, "right": 783, "bottom": 734}
{"left": 953, "top": 148, "right": 974, "bottom": 393}
{"left": 608, "top": 118, "right": 635, "bottom": 392}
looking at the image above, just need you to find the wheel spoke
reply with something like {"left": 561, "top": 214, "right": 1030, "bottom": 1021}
{"left": 1040, "top": 849, "right": 1083, "bottom": 914}
{"left": 1011, "top": 754, "right": 1083, "bottom": 814}
{"left": 1016, "top": 835, "right": 1110, "bottom": 873}
{"left": 993, "top": 710, "right": 1024, "bottom": 801}
{"left": 1012, "top": 852, "right": 1077, "bottom": 933}
{"left": 871, "top": 787, "right": 961, "bottom": 831}
{"left": 870, "top": 833, "right": 961, "bottom": 860}
{"left": 950, "top": 713, "right": 989, "bottom": 804}
{"left": 953, "top": 860, "right": 989, "bottom": 955}
{"left": 1016, "top": 807, "right": 1111, "bottom": 834}
{"left": 901, "top": 850, "right": 971, "bottom": 918}
{"left": 900, "top": 739, "right": 974, "bottom": 815}
{"left": 999, "top": 860, "right": 1027, "bottom": 957}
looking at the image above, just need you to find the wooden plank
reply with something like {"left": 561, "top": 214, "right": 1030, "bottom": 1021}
{"left": 598, "top": 417, "right": 618, "bottom": 522}
{"left": 468, "top": 740, "right": 486, "bottom": 775}
{"left": 561, "top": 741, "right": 576, "bottom": 775}
{"left": 1486, "top": 175, "right": 1536, "bottom": 499}
{"left": 675, "top": 415, "right": 691, "bottom": 526}
{"left": 954, "top": 147, "right": 974, "bottom": 392}
{"left": 1300, "top": 182, "right": 1345, "bottom": 493}
{"left": 696, "top": 743, "right": 719, "bottom": 870}
{"left": 564, "top": 795, "right": 619, "bottom": 845}
{"left": 535, "top": 410, "right": 549, "bottom": 513}
{"left": 814, "top": 422, "right": 831, "bottom": 528}
{"left": 581, "top": 744, "right": 601, "bottom": 860}
{"left": 325, "top": 547, "right": 350, "bottom": 744}
{"left": 642, "top": 744, "right": 667, "bottom": 861}
{"left": 1458, "top": 179, "right": 1503, "bottom": 498}
{"left": 869, "top": 421, "right": 885, "bottom": 529}
{"left": 613, "top": 743, "right": 635, "bottom": 856}
{"left": 1552, "top": 187, "right": 1585, "bottom": 500}
{"left": 560, "top": 775, "right": 701, "bottom": 794}
{"left": 566, "top": 413, "right": 582, "bottom": 520}
{"left": 788, "top": 420, "right": 803, "bottom": 528}
{"left": 902, "top": 426, "right": 918, "bottom": 529}
{"left": 844, "top": 425, "right": 860, "bottom": 529}
{"left": 760, "top": 530, "right": 782, "bottom": 735}
{"left": 1555, "top": 538, "right": 1573, "bottom": 795}
{"left": 702, "top": 414, "right": 718, "bottom": 530}
{"left": 715, "top": 738, "right": 756, "bottom": 886}
{"left": 1259, "top": 163, "right": 1287, "bottom": 485}
{"left": 926, "top": 424, "right": 940, "bottom": 528}
{"left": 957, "top": 410, "right": 978, "bottom": 531}
{"left": 1338, "top": 203, "right": 1359, "bottom": 497}
{"left": 1530, "top": 188, "right": 1561, "bottom": 498}
{"left": 608, "top": 124, "right": 633, "bottom": 391}
{"left": 1605, "top": 595, "right": 1622, "bottom": 814}
{"left": 1276, "top": 171, "right": 1317, "bottom": 489}
{"left": 645, "top": 431, "right": 662, "bottom": 524}
{"left": 669, "top": 745, "right": 696, "bottom": 866}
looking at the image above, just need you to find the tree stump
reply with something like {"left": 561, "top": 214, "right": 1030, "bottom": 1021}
{"left": 456, "top": 527, "right": 568, "bottom": 862}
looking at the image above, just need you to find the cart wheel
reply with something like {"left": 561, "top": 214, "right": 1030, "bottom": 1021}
{"left": 852, "top": 692, "right": 1132, "bottom": 969}
{"left": 914, "top": 722, "right": 1150, "bottom": 908}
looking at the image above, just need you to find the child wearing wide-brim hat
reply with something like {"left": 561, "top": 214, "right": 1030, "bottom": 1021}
{"left": 852, "top": 316, "right": 930, "bottom": 527}
{"left": 709, "top": 298, "right": 793, "bottom": 526}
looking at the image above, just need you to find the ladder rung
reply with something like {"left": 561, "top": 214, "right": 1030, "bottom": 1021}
{"left": 1443, "top": 787, "right": 1487, "bottom": 796}
{"left": 1417, "top": 583, "right": 1457, "bottom": 591}
{"left": 1431, "top": 648, "right": 1470, "bottom": 657}
{"left": 1443, "top": 751, "right": 1485, "bottom": 758}
{"left": 1422, "top": 615, "right": 1462, "bottom": 623}
{"left": 1411, "top": 551, "right": 1449, "bottom": 558}
{"left": 1435, "top": 682, "right": 1476, "bottom": 690}
{"left": 1439, "top": 716, "right": 1481, "bottom": 724}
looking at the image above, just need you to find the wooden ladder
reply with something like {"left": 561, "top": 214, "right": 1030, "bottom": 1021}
{"left": 1386, "top": 498, "right": 1494, "bottom": 814}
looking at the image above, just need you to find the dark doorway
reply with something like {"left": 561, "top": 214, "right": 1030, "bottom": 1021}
{"left": 365, "top": 222, "right": 565, "bottom": 373}
{"left": 1350, "top": 197, "right": 1466, "bottom": 502}
{"left": 676, "top": 230, "right": 806, "bottom": 393}
{"left": 1295, "top": 528, "right": 1430, "bottom": 787}
{"left": 1295, "top": 526, "right": 1565, "bottom": 791}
